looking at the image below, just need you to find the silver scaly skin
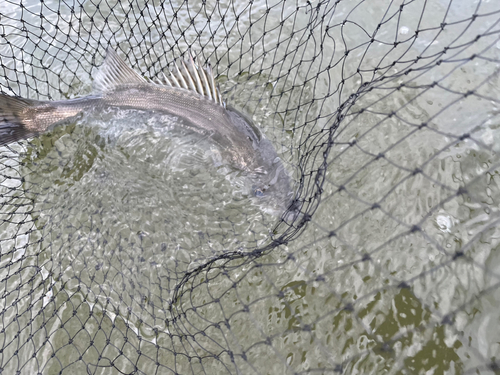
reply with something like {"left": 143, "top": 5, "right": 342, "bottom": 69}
{"left": 0, "top": 48, "right": 296, "bottom": 217}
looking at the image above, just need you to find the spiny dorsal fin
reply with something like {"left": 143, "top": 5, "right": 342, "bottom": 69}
{"left": 94, "top": 48, "right": 226, "bottom": 108}
{"left": 93, "top": 48, "right": 147, "bottom": 93}
{"left": 156, "top": 51, "right": 226, "bottom": 108}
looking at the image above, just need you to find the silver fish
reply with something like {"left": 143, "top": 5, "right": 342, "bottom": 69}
{"left": 0, "top": 48, "right": 296, "bottom": 216}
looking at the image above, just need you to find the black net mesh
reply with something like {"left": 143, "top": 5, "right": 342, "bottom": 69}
{"left": 1, "top": 0, "right": 500, "bottom": 373}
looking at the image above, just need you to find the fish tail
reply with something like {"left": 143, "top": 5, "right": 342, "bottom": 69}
{"left": 0, "top": 94, "right": 38, "bottom": 146}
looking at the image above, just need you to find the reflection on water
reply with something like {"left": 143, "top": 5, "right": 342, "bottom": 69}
{"left": 1, "top": 0, "right": 500, "bottom": 373}
{"left": 25, "top": 108, "right": 279, "bottom": 261}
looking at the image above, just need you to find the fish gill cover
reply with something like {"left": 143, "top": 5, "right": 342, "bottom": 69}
{"left": 0, "top": 0, "right": 500, "bottom": 374}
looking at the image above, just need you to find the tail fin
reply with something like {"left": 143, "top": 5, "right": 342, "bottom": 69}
{"left": 0, "top": 94, "right": 38, "bottom": 146}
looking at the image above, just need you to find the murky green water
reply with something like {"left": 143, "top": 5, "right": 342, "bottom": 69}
{"left": 1, "top": 0, "right": 500, "bottom": 373}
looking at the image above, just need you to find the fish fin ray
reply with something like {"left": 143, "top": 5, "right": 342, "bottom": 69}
{"left": 161, "top": 72, "right": 173, "bottom": 87}
{"left": 93, "top": 48, "right": 147, "bottom": 93}
{"left": 167, "top": 69, "right": 182, "bottom": 88}
{"left": 0, "top": 94, "right": 39, "bottom": 146}
{"left": 187, "top": 52, "right": 206, "bottom": 97}
{"left": 173, "top": 60, "right": 189, "bottom": 89}
{"left": 207, "top": 63, "right": 220, "bottom": 105}
{"left": 198, "top": 62, "right": 213, "bottom": 101}
{"left": 161, "top": 53, "right": 225, "bottom": 107}
{"left": 180, "top": 60, "right": 197, "bottom": 92}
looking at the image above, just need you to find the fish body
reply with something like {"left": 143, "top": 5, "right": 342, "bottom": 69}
{"left": 0, "top": 48, "right": 295, "bottom": 215}
{"left": 8, "top": 85, "right": 259, "bottom": 172}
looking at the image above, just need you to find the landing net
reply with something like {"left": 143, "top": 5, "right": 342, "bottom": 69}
{"left": 1, "top": 0, "right": 500, "bottom": 373}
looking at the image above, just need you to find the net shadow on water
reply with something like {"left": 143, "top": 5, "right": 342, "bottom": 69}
{"left": 1, "top": 0, "right": 500, "bottom": 374}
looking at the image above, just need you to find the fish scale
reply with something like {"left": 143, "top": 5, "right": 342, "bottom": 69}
{"left": 0, "top": 47, "right": 294, "bottom": 215}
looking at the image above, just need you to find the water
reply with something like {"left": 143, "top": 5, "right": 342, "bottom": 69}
{"left": 28, "top": 110, "right": 275, "bottom": 241}
{"left": 1, "top": 0, "right": 500, "bottom": 373}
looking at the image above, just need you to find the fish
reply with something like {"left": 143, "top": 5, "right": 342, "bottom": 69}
{"left": 0, "top": 47, "right": 297, "bottom": 217}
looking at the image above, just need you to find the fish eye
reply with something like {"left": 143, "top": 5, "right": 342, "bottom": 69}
{"left": 254, "top": 188, "right": 264, "bottom": 197}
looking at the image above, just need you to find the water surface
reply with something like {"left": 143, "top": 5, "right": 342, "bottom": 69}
{"left": 1, "top": 0, "right": 500, "bottom": 373}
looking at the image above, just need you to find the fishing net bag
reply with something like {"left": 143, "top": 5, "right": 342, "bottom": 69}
{"left": 1, "top": 0, "right": 500, "bottom": 373}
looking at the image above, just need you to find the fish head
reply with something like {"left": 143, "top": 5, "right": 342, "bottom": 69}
{"left": 225, "top": 106, "right": 301, "bottom": 222}
{"left": 248, "top": 137, "right": 303, "bottom": 222}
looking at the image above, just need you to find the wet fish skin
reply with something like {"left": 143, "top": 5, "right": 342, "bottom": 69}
{"left": 0, "top": 85, "right": 261, "bottom": 173}
{"left": 0, "top": 48, "right": 295, "bottom": 214}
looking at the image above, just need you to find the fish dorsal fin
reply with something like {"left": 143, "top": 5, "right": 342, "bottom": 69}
{"left": 93, "top": 48, "right": 147, "bottom": 93}
{"left": 156, "top": 51, "right": 226, "bottom": 108}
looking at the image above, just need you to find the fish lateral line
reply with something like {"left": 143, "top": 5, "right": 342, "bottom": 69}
{"left": 0, "top": 48, "right": 227, "bottom": 146}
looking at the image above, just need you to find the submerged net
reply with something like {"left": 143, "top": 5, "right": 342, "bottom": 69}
{"left": 1, "top": 0, "right": 500, "bottom": 373}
